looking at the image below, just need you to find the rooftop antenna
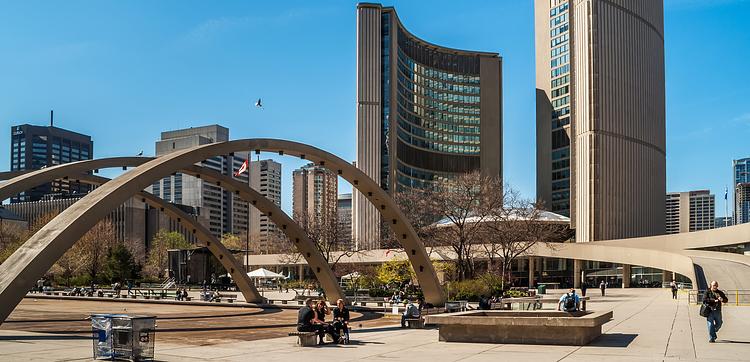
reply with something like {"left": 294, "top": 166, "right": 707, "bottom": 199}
{"left": 50, "top": 110, "right": 54, "bottom": 127}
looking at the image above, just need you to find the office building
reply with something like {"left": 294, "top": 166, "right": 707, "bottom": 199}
{"left": 735, "top": 183, "right": 750, "bottom": 225}
{"left": 337, "top": 193, "right": 353, "bottom": 247}
{"left": 665, "top": 191, "right": 715, "bottom": 234}
{"left": 733, "top": 158, "right": 750, "bottom": 224}
{"left": 9, "top": 122, "right": 93, "bottom": 202}
{"left": 148, "top": 125, "right": 249, "bottom": 238}
{"left": 3, "top": 196, "right": 198, "bottom": 246}
{"left": 248, "top": 159, "right": 282, "bottom": 253}
{"left": 535, "top": 0, "right": 666, "bottom": 241}
{"left": 292, "top": 163, "right": 338, "bottom": 233}
{"left": 354, "top": 3, "right": 503, "bottom": 249}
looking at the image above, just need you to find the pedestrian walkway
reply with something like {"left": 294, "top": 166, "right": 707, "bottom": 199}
{"left": 1, "top": 289, "right": 748, "bottom": 361}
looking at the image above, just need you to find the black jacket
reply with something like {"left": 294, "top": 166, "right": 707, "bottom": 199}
{"left": 703, "top": 289, "right": 728, "bottom": 311}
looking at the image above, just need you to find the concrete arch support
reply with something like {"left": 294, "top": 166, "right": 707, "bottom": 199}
{"left": 0, "top": 160, "right": 345, "bottom": 304}
{"left": 76, "top": 174, "right": 264, "bottom": 304}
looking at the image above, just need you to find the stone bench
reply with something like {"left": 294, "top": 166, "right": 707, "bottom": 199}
{"left": 405, "top": 317, "right": 424, "bottom": 329}
{"left": 289, "top": 331, "right": 318, "bottom": 347}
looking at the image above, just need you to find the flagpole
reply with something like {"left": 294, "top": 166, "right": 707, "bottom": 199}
{"left": 725, "top": 186, "right": 729, "bottom": 228}
{"left": 245, "top": 155, "right": 250, "bottom": 273}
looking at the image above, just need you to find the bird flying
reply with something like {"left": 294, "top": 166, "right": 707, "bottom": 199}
{"left": 255, "top": 98, "right": 263, "bottom": 108}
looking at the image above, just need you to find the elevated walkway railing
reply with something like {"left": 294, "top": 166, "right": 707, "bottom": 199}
{"left": 688, "top": 290, "right": 750, "bottom": 306}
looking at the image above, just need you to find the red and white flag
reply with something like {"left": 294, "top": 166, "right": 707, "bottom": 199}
{"left": 234, "top": 159, "right": 248, "bottom": 177}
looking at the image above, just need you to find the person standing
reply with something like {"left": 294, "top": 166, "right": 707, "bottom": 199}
{"left": 670, "top": 280, "right": 678, "bottom": 300}
{"left": 599, "top": 280, "right": 606, "bottom": 296}
{"left": 703, "top": 281, "right": 729, "bottom": 343}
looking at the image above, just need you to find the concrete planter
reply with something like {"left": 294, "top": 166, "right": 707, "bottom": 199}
{"left": 426, "top": 310, "right": 613, "bottom": 346}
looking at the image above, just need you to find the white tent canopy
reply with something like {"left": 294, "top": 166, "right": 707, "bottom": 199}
{"left": 340, "top": 272, "right": 361, "bottom": 280}
{"left": 246, "top": 268, "right": 286, "bottom": 279}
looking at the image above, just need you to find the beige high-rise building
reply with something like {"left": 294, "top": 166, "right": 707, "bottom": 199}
{"left": 292, "top": 163, "right": 338, "bottom": 236}
{"left": 354, "top": 3, "right": 503, "bottom": 249}
{"left": 665, "top": 191, "right": 715, "bottom": 234}
{"left": 248, "top": 159, "right": 282, "bottom": 254}
{"left": 535, "top": 0, "right": 666, "bottom": 242}
{"left": 148, "top": 125, "right": 250, "bottom": 239}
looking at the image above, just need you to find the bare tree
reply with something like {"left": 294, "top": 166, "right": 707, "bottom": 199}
{"left": 77, "top": 220, "right": 118, "bottom": 283}
{"left": 431, "top": 171, "right": 505, "bottom": 281}
{"left": 481, "top": 186, "right": 571, "bottom": 290}
{"left": 294, "top": 210, "right": 356, "bottom": 271}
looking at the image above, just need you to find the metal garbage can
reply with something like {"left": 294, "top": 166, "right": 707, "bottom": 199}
{"left": 91, "top": 314, "right": 156, "bottom": 361}
{"left": 537, "top": 284, "right": 547, "bottom": 295}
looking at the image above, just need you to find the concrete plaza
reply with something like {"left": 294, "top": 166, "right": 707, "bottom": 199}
{"left": 0, "top": 289, "right": 748, "bottom": 361}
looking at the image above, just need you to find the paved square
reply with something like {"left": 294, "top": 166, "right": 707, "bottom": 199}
{"left": 1, "top": 289, "right": 748, "bottom": 361}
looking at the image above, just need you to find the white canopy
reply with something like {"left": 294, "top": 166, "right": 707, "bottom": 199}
{"left": 246, "top": 268, "right": 286, "bottom": 279}
{"left": 340, "top": 272, "right": 361, "bottom": 280}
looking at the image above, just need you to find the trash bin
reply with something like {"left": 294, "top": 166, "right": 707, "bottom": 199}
{"left": 91, "top": 314, "right": 156, "bottom": 361}
{"left": 537, "top": 284, "right": 547, "bottom": 295}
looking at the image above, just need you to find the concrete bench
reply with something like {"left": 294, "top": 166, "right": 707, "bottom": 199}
{"left": 130, "top": 295, "right": 137, "bottom": 299}
{"left": 185, "top": 296, "right": 192, "bottom": 302}
{"left": 214, "top": 298, "right": 222, "bottom": 303}
{"left": 227, "top": 298, "right": 235, "bottom": 303}
{"left": 405, "top": 317, "right": 424, "bottom": 329}
{"left": 289, "top": 331, "right": 317, "bottom": 347}
{"left": 53, "top": 292, "right": 60, "bottom": 296}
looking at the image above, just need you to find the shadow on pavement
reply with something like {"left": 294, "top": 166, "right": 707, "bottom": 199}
{"left": 720, "top": 340, "right": 750, "bottom": 344}
{"left": 588, "top": 333, "right": 638, "bottom": 347}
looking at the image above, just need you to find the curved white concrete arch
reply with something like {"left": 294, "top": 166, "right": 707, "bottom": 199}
{"left": 0, "top": 161, "right": 346, "bottom": 304}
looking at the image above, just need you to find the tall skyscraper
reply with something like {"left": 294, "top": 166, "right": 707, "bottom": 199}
{"left": 292, "top": 163, "right": 338, "bottom": 234}
{"left": 248, "top": 159, "right": 282, "bottom": 253}
{"left": 337, "top": 193, "right": 353, "bottom": 247}
{"left": 148, "top": 125, "right": 249, "bottom": 238}
{"left": 733, "top": 158, "right": 750, "bottom": 224}
{"left": 354, "top": 3, "right": 503, "bottom": 249}
{"left": 535, "top": 0, "right": 666, "bottom": 242}
{"left": 10, "top": 123, "right": 93, "bottom": 202}
{"left": 665, "top": 191, "right": 715, "bottom": 234}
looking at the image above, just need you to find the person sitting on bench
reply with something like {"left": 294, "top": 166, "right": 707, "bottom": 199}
{"left": 558, "top": 288, "right": 580, "bottom": 312}
{"left": 297, "top": 298, "right": 326, "bottom": 344}
{"left": 332, "top": 299, "right": 350, "bottom": 344}
{"left": 401, "top": 299, "right": 421, "bottom": 328}
{"left": 314, "top": 300, "right": 342, "bottom": 344}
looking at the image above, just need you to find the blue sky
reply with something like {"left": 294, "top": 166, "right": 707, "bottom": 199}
{"left": 0, "top": 0, "right": 748, "bottom": 216}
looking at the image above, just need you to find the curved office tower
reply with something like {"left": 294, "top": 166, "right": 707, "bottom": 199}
{"left": 354, "top": 3, "right": 502, "bottom": 249}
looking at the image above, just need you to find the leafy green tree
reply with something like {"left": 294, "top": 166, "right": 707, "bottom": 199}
{"left": 103, "top": 244, "right": 140, "bottom": 283}
{"left": 376, "top": 259, "right": 413, "bottom": 287}
{"left": 145, "top": 230, "right": 191, "bottom": 278}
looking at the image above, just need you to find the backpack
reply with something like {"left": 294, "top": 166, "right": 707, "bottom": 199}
{"left": 563, "top": 294, "right": 576, "bottom": 311}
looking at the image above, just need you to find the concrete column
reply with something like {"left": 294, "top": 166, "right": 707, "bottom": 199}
{"left": 298, "top": 265, "right": 304, "bottom": 282}
{"left": 573, "top": 259, "right": 582, "bottom": 288}
{"left": 528, "top": 257, "right": 535, "bottom": 287}
{"left": 622, "top": 264, "right": 631, "bottom": 288}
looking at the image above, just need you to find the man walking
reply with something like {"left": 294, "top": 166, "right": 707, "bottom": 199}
{"left": 670, "top": 280, "right": 678, "bottom": 300}
{"left": 599, "top": 280, "right": 606, "bottom": 296}
{"left": 703, "top": 281, "right": 728, "bottom": 343}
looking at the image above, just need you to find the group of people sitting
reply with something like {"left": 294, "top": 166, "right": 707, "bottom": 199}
{"left": 297, "top": 298, "right": 351, "bottom": 345}
{"left": 174, "top": 288, "right": 190, "bottom": 301}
